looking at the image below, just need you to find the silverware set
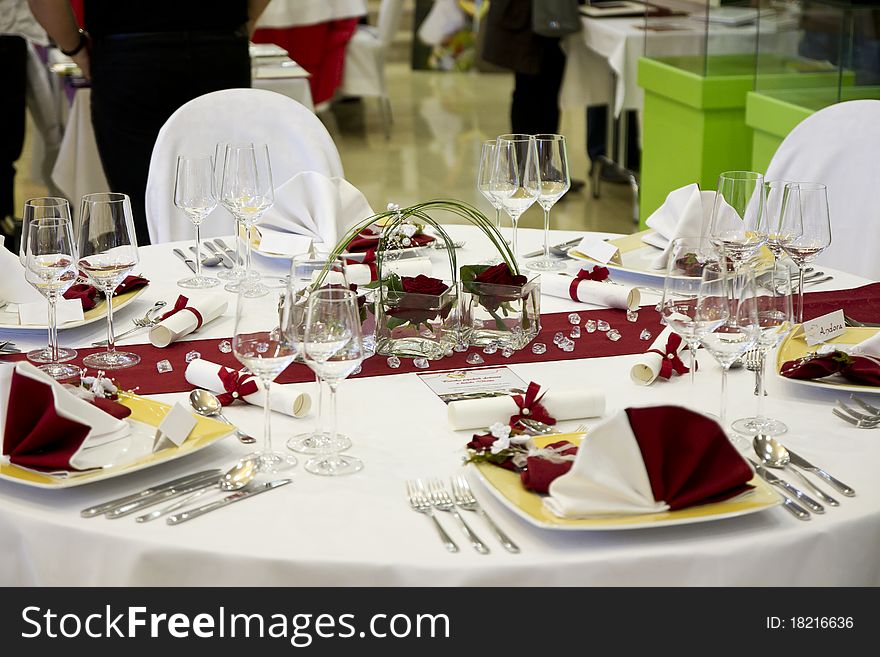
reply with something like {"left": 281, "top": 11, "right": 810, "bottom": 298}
{"left": 834, "top": 394, "right": 880, "bottom": 428}
{"left": 406, "top": 477, "right": 520, "bottom": 554}
{"left": 0, "top": 339, "right": 21, "bottom": 354}
{"left": 91, "top": 299, "right": 167, "bottom": 346}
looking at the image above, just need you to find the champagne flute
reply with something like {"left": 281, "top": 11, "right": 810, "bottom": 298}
{"left": 695, "top": 263, "right": 760, "bottom": 428}
{"left": 494, "top": 134, "right": 540, "bottom": 261}
{"left": 763, "top": 180, "right": 792, "bottom": 262}
{"left": 707, "top": 171, "right": 766, "bottom": 269}
{"left": 477, "top": 139, "right": 504, "bottom": 232}
{"left": 779, "top": 182, "right": 831, "bottom": 322}
{"left": 302, "top": 288, "right": 364, "bottom": 476}
{"left": 285, "top": 255, "right": 353, "bottom": 455}
{"left": 526, "top": 134, "right": 570, "bottom": 272}
{"left": 23, "top": 215, "right": 80, "bottom": 379}
{"left": 77, "top": 192, "right": 140, "bottom": 369}
{"left": 212, "top": 142, "right": 247, "bottom": 281}
{"left": 731, "top": 265, "right": 794, "bottom": 436}
{"left": 174, "top": 154, "right": 219, "bottom": 289}
{"left": 220, "top": 143, "right": 274, "bottom": 296}
{"left": 233, "top": 287, "right": 299, "bottom": 473}
{"left": 20, "top": 197, "right": 77, "bottom": 365}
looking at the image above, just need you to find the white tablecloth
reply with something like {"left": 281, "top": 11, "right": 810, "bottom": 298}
{"left": 1, "top": 226, "right": 878, "bottom": 586}
{"left": 257, "top": 0, "right": 367, "bottom": 28}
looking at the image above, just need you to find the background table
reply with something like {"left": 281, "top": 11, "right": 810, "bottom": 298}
{"left": 1, "top": 226, "right": 878, "bottom": 586}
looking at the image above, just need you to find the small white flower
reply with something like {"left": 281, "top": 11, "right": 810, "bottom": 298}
{"left": 489, "top": 422, "right": 510, "bottom": 440}
{"left": 510, "top": 433, "right": 531, "bottom": 446}
{"left": 490, "top": 434, "right": 510, "bottom": 455}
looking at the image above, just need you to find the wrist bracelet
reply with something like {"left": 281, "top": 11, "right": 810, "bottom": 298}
{"left": 60, "top": 29, "right": 88, "bottom": 56}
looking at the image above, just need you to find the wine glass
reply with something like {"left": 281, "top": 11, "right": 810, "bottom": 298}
{"left": 23, "top": 215, "right": 80, "bottom": 380}
{"left": 477, "top": 139, "right": 504, "bottom": 233}
{"left": 695, "top": 263, "right": 760, "bottom": 429}
{"left": 285, "top": 255, "right": 353, "bottom": 455}
{"left": 493, "top": 134, "right": 539, "bottom": 261}
{"left": 731, "top": 265, "right": 794, "bottom": 436}
{"left": 660, "top": 236, "right": 717, "bottom": 386}
{"left": 212, "top": 142, "right": 246, "bottom": 282}
{"left": 174, "top": 154, "right": 219, "bottom": 289}
{"left": 763, "top": 180, "right": 792, "bottom": 263}
{"left": 77, "top": 192, "right": 140, "bottom": 369}
{"left": 707, "top": 171, "right": 766, "bottom": 269}
{"left": 778, "top": 182, "right": 831, "bottom": 322}
{"left": 20, "top": 197, "right": 77, "bottom": 365}
{"left": 526, "top": 134, "right": 570, "bottom": 272}
{"left": 220, "top": 143, "right": 274, "bottom": 296}
{"left": 233, "top": 286, "right": 299, "bottom": 473}
{"left": 302, "top": 288, "right": 364, "bottom": 476}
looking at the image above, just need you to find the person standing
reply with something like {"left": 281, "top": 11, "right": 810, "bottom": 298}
{"left": 27, "top": 0, "right": 272, "bottom": 245}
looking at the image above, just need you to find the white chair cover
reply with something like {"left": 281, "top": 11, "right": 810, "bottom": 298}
{"left": 765, "top": 99, "right": 880, "bottom": 279}
{"left": 145, "top": 88, "right": 343, "bottom": 244}
{"left": 339, "top": 0, "right": 405, "bottom": 99}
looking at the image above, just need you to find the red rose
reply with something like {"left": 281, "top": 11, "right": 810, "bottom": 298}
{"left": 401, "top": 275, "right": 449, "bottom": 296}
{"left": 474, "top": 263, "right": 527, "bottom": 288}
{"left": 385, "top": 275, "right": 450, "bottom": 326}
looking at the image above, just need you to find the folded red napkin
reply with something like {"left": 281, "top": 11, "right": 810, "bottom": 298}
{"left": 519, "top": 440, "right": 578, "bottom": 494}
{"left": 345, "top": 226, "right": 435, "bottom": 262}
{"left": 63, "top": 275, "right": 150, "bottom": 311}
{"left": 781, "top": 351, "right": 880, "bottom": 386}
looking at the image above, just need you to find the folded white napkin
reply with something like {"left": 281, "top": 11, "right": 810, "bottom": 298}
{"left": 257, "top": 171, "right": 374, "bottom": 256}
{"left": 185, "top": 359, "right": 311, "bottom": 418}
{"left": 149, "top": 294, "right": 227, "bottom": 348}
{"left": 644, "top": 184, "right": 716, "bottom": 269}
{"left": 851, "top": 332, "right": 880, "bottom": 358}
{"left": 542, "top": 274, "right": 639, "bottom": 310}
{"left": 0, "top": 236, "right": 44, "bottom": 305}
{"left": 544, "top": 410, "right": 669, "bottom": 517}
{"left": 630, "top": 326, "right": 689, "bottom": 385}
{"left": 447, "top": 389, "right": 605, "bottom": 431}
{"left": 17, "top": 298, "right": 84, "bottom": 325}
{"left": 347, "top": 256, "right": 432, "bottom": 286}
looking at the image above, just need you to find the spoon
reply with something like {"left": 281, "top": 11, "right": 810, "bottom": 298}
{"left": 753, "top": 435, "right": 840, "bottom": 507}
{"left": 189, "top": 389, "right": 257, "bottom": 444}
{"left": 135, "top": 458, "right": 257, "bottom": 522}
{"left": 189, "top": 246, "right": 222, "bottom": 267}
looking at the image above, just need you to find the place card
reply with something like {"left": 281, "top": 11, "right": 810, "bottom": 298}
{"left": 256, "top": 228, "right": 314, "bottom": 256}
{"left": 419, "top": 366, "right": 527, "bottom": 404}
{"left": 803, "top": 309, "right": 846, "bottom": 346}
{"left": 18, "top": 298, "right": 84, "bottom": 325}
{"left": 575, "top": 236, "right": 621, "bottom": 265}
{"left": 153, "top": 402, "right": 197, "bottom": 451}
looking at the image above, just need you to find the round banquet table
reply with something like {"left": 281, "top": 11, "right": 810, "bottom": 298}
{"left": 1, "top": 226, "right": 879, "bottom": 586}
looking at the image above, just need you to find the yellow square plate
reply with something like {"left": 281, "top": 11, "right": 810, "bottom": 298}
{"left": 776, "top": 325, "right": 880, "bottom": 393}
{"left": 472, "top": 433, "right": 780, "bottom": 531}
{"left": 0, "top": 285, "right": 148, "bottom": 331}
{"left": 0, "top": 393, "right": 232, "bottom": 489}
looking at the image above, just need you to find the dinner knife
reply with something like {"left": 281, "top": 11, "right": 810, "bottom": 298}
{"left": 167, "top": 479, "right": 292, "bottom": 525}
{"left": 748, "top": 458, "right": 822, "bottom": 516}
{"left": 173, "top": 248, "right": 197, "bottom": 273}
{"left": 204, "top": 241, "right": 233, "bottom": 268}
{"left": 522, "top": 237, "right": 583, "bottom": 259}
{"left": 80, "top": 468, "right": 223, "bottom": 518}
{"left": 105, "top": 473, "right": 223, "bottom": 518}
{"left": 787, "top": 450, "right": 855, "bottom": 497}
{"left": 213, "top": 238, "right": 242, "bottom": 265}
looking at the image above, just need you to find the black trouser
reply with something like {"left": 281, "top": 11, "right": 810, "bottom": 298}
{"left": 1, "top": 35, "right": 27, "bottom": 229}
{"left": 90, "top": 29, "right": 251, "bottom": 246}
{"left": 587, "top": 106, "right": 641, "bottom": 171}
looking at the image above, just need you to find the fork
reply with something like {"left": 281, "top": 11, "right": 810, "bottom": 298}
{"left": 91, "top": 300, "right": 167, "bottom": 346}
{"left": 405, "top": 480, "right": 458, "bottom": 553}
{"left": 427, "top": 478, "right": 489, "bottom": 554}
{"left": 451, "top": 475, "right": 519, "bottom": 553}
{"left": 850, "top": 395, "right": 880, "bottom": 415}
{"left": 832, "top": 408, "right": 880, "bottom": 428}
{"left": 836, "top": 399, "right": 877, "bottom": 422}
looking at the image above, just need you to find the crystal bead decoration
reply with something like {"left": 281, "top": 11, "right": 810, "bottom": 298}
{"left": 156, "top": 359, "right": 173, "bottom": 373}
{"left": 567, "top": 313, "right": 581, "bottom": 325}
{"left": 553, "top": 332, "right": 565, "bottom": 344}
{"left": 501, "top": 347, "right": 515, "bottom": 358}
{"left": 413, "top": 357, "right": 430, "bottom": 369}
{"left": 585, "top": 320, "right": 597, "bottom": 333}
{"left": 626, "top": 310, "right": 638, "bottom": 322}
{"left": 639, "top": 329, "right": 652, "bottom": 341}
{"left": 453, "top": 342, "right": 469, "bottom": 353}
{"left": 531, "top": 343, "right": 547, "bottom": 355}
{"left": 218, "top": 340, "right": 232, "bottom": 353}
{"left": 466, "top": 353, "right": 485, "bottom": 365}
{"left": 185, "top": 351, "right": 201, "bottom": 363}
{"left": 597, "top": 320, "right": 610, "bottom": 332}
{"left": 606, "top": 329, "right": 622, "bottom": 341}
{"left": 570, "top": 326, "right": 581, "bottom": 339}
{"left": 386, "top": 356, "right": 401, "bottom": 369}
{"left": 352, "top": 364, "right": 362, "bottom": 375}
{"left": 482, "top": 342, "right": 498, "bottom": 355}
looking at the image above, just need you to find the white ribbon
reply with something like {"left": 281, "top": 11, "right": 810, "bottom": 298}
{"left": 511, "top": 444, "right": 578, "bottom": 469}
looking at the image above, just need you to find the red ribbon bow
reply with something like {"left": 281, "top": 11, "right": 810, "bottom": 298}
{"left": 509, "top": 382, "right": 556, "bottom": 427}
{"left": 647, "top": 332, "right": 690, "bottom": 379}
{"left": 159, "top": 295, "right": 204, "bottom": 330}
{"left": 216, "top": 367, "right": 260, "bottom": 406}
{"left": 569, "top": 266, "right": 610, "bottom": 300}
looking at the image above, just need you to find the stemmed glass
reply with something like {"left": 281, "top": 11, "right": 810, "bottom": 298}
{"left": 285, "top": 255, "right": 353, "bottom": 455}
{"left": 220, "top": 143, "right": 274, "bottom": 296}
{"left": 477, "top": 139, "right": 505, "bottom": 233}
{"left": 77, "top": 192, "right": 140, "bottom": 369}
{"left": 23, "top": 215, "right": 80, "bottom": 379}
{"left": 20, "top": 197, "right": 77, "bottom": 365}
{"left": 302, "top": 288, "right": 364, "bottom": 476}
{"left": 526, "top": 134, "right": 570, "bottom": 272}
{"left": 695, "top": 263, "right": 760, "bottom": 428}
{"left": 778, "top": 182, "right": 832, "bottom": 322}
{"left": 731, "top": 267, "right": 794, "bottom": 436}
{"left": 233, "top": 286, "right": 299, "bottom": 473}
{"left": 493, "top": 134, "right": 540, "bottom": 261}
{"left": 707, "top": 171, "right": 766, "bottom": 269}
{"left": 763, "top": 180, "right": 792, "bottom": 263}
{"left": 174, "top": 154, "right": 219, "bottom": 289}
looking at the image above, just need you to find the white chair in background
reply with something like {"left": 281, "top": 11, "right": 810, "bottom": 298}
{"left": 145, "top": 88, "right": 343, "bottom": 244}
{"left": 765, "top": 99, "right": 880, "bottom": 279}
{"left": 338, "top": 0, "right": 406, "bottom": 139}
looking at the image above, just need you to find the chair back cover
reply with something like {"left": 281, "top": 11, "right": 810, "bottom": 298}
{"left": 766, "top": 99, "right": 880, "bottom": 279}
{"left": 145, "top": 88, "right": 343, "bottom": 244}
{"left": 378, "top": 0, "right": 406, "bottom": 49}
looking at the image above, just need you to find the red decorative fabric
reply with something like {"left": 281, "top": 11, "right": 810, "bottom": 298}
{"left": 780, "top": 351, "right": 880, "bottom": 386}
{"left": 216, "top": 367, "right": 260, "bottom": 406}
{"left": 89, "top": 396, "right": 132, "bottom": 420}
{"left": 801, "top": 282, "right": 880, "bottom": 322}
{"left": 647, "top": 332, "right": 690, "bottom": 379}
{"left": 625, "top": 406, "right": 753, "bottom": 510}
{"left": 343, "top": 227, "right": 436, "bottom": 280}
{"left": 159, "top": 295, "right": 204, "bottom": 331}
{"left": 63, "top": 275, "right": 150, "bottom": 311}
{"left": 520, "top": 440, "right": 578, "bottom": 493}
{"left": 509, "top": 381, "right": 555, "bottom": 427}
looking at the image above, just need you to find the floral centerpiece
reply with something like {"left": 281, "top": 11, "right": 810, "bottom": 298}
{"left": 459, "top": 262, "right": 541, "bottom": 349}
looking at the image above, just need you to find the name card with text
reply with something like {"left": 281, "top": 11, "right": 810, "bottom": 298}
{"left": 803, "top": 309, "right": 846, "bottom": 346}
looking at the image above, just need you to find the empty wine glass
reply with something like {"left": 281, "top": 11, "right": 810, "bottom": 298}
{"left": 477, "top": 139, "right": 504, "bottom": 233}
{"left": 174, "top": 154, "right": 219, "bottom": 289}
{"left": 77, "top": 192, "right": 140, "bottom": 369}
{"left": 493, "top": 134, "right": 539, "bottom": 261}
{"left": 213, "top": 142, "right": 246, "bottom": 282}
{"left": 302, "top": 288, "right": 364, "bottom": 476}
{"left": 220, "top": 143, "right": 274, "bottom": 296}
{"left": 233, "top": 287, "right": 299, "bottom": 473}
{"left": 285, "top": 255, "right": 353, "bottom": 456}
{"left": 731, "top": 265, "right": 794, "bottom": 436}
{"left": 779, "top": 182, "right": 831, "bottom": 322}
{"left": 20, "top": 197, "right": 77, "bottom": 365}
{"left": 707, "top": 171, "right": 766, "bottom": 269}
{"left": 23, "top": 215, "right": 80, "bottom": 380}
{"left": 763, "top": 179, "right": 792, "bottom": 263}
{"left": 526, "top": 134, "right": 570, "bottom": 272}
